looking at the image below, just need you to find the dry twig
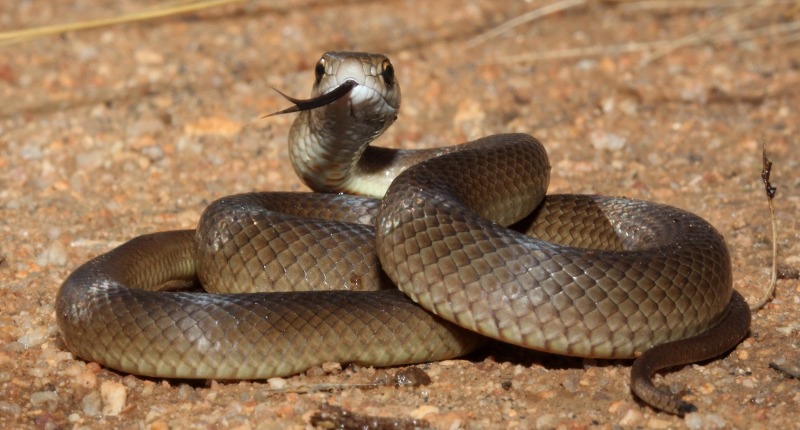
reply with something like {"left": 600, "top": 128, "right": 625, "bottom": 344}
{"left": 749, "top": 139, "right": 779, "bottom": 311}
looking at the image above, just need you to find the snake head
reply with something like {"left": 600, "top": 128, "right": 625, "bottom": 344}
{"left": 264, "top": 52, "right": 401, "bottom": 122}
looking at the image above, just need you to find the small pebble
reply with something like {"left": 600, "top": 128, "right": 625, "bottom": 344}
{"left": 321, "top": 362, "right": 342, "bottom": 374}
{"left": 149, "top": 420, "right": 170, "bottom": 430}
{"left": 100, "top": 381, "right": 127, "bottom": 416}
{"left": 409, "top": 404, "right": 439, "bottom": 420}
{"left": 82, "top": 391, "right": 101, "bottom": 417}
{"left": 560, "top": 373, "right": 581, "bottom": 393}
{"left": 535, "top": 413, "right": 558, "bottom": 429}
{"left": 590, "top": 130, "right": 627, "bottom": 150}
{"left": 618, "top": 408, "right": 643, "bottom": 426}
{"left": 645, "top": 416, "right": 672, "bottom": 429}
{"left": 30, "top": 391, "right": 58, "bottom": 410}
{"left": 75, "top": 367, "right": 97, "bottom": 389}
{"left": 370, "top": 370, "right": 394, "bottom": 385}
{"left": 36, "top": 241, "right": 68, "bottom": 267}
{"left": 268, "top": 377, "right": 286, "bottom": 390}
{"left": 134, "top": 48, "right": 164, "bottom": 65}
{"left": 0, "top": 401, "right": 21, "bottom": 415}
{"left": 685, "top": 412, "right": 727, "bottom": 429}
{"left": 17, "top": 327, "right": 48, "bottom": 349}
{"left": 425, "top": 411, "right": 463, "bottom": 430}
{"left": 394, "top": 367, "right": 431, "bottom": 386}
{"left": 305, "top": 366, "right": 325, "bottom": 377}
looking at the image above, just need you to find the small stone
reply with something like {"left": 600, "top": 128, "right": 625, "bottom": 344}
{"left": 149, "top": 420, "right": 169, "bottom": 430}
{"left": 600, "top": 97, "right": 615, "bottom": 113}
{"left": 683, "top": 412, "right": 726, "bottom": 430}
{"left": 425, "top": 411, "right": 462, "bottom": 430}
{"left": 394, "top": 367, "right": 431, "bottom": 386}
{"left": 134, "top": 48, "right": 164, "bottom": 65}
{"left": 35, "top": 241, "right": 67, "bottom": 267}
{"left": 82, "top": 391, "right": 101, "bottom": 417}
{"left": 698, "top": 383, "right": 715, "bottom": 395}
{"left": 183, "top": 116, "right": 243, "bottom": 136}
{"left": 75, "top": 367, "right": 97, "bottom": 389}
{"left": 703, "top": 413, "right": 727, "bottom": 428}
{"left": 305, "top": 366, "right": 325, "bottom": 377}
{"left": 321, "top": 362, "right": 342, "bottom": 374}
{"left": 409, "top": 404, "right": 439, "bottom": 420}
{"left": 17, "top": 326, "right": 48, "bottom": 349}
{"left": 535, "top": 413, "right": 558, "bottom": 429}
{"left": 370, "top": 370, "right": 394, "bottom": 385}
{"left": 618, "top": 408, "right": 643, "bottom": 426}
{"left": 684, "top": 412, "right": 703, "bottom": 429}
{"left": 140, "top": 144, "right": 165, "bottom": 161}
{"left": 590, "top": 130, "right": 627, "bottom": 150}
{"left": 72, "top": 41, "right": 98, "bottom": 60}
{"left": 121, "top": 374, "right": 140, "bottom": 388}
{"left": 100, "top": 381, "right": 127, "bottom": 416}
{"left": 30, "top": 391, "right": 58, "bottom": 410}
{"left": 561, "top": 373, "right": 580, "bottom": 393}
{"left": 267, "top": 377, "right": 286, "bottom": 390}
{"left": 0, "top": 401, "right": 21, "bottom": 415}
{"left": 645, "top": 416, "right": 672, "bottom": 429}
{"left": 607, "top": 400, "right": 626, "bottom": 414}
{"left": 27, "top": 366, "right": 48, "bottom": 379}
{"left": 177, "top": 384, "right": 198, "bottom": 400}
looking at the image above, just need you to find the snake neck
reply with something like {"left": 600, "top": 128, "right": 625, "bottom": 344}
{"left": 289, "top": 100, "right": 399, "bottom": 198}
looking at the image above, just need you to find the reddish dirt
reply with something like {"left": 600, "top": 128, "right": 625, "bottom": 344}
{"left": 1, "top": 2, "right": 798, "bottom": 429}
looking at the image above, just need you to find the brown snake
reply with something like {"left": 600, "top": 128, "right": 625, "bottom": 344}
{"left": 57, "top": 51, "right": 750, "bottom": 416}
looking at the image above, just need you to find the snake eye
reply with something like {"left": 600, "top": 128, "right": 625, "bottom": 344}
{"left": 381, "top": 60, "right": 395, "bottom": 86}
{"left": 314, "top": 59, "right": 326, "bottom": 81}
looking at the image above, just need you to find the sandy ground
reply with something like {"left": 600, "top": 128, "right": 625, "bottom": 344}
{"left": 1, "top": 1, "right": 799, "bottom": 429}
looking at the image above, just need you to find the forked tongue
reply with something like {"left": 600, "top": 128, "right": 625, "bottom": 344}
{"left": 263, "top": 80, "right": 357, "bottom": 117}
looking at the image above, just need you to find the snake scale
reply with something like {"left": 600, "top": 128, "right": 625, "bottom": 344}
{"left": 57, "top": 51, "right": 750, "bottom": 416}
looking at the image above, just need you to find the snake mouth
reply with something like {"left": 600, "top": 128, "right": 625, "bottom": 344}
{"left": 264, "top": 80, "right": 358, "bottom": 118}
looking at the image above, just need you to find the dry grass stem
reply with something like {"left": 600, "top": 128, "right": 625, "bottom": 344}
{"left": 465, "top": 0, "right": 588, "bottom": 48}
{"left": 490, "top": 18, "right": 800, "bottom": 64}
{"left": 616, "top": 0, "right": 797, "bottom": 12}
{"left": 0, "top": 0, "right": 246, "bottom": 45}
{"left": 637, "top": 3, "right": 764, "bottom": 67}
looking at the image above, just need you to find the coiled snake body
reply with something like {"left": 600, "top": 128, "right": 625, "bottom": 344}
{"left": 57, "top": 52, "right": 750, "bottom": 415}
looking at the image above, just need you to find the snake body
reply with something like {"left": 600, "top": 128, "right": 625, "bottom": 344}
{"left": 57, "top": 52, "right": 750, "bottom": 415}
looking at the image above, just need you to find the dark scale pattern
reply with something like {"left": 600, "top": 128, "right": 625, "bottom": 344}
{"left": 195, "top": 193, "right": 387, "bottom": 294}
{"left": 376, "top": 134, "right": 733, "bottom": 359}
{"left": 58, "top": 242, "right": 481, "bottom": 378}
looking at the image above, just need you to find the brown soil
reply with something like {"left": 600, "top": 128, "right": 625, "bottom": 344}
{"left": 1, "top": 1, "right": 798, "bottom": 429}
